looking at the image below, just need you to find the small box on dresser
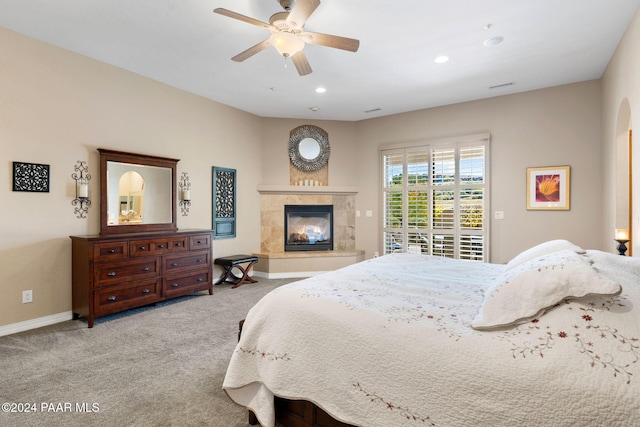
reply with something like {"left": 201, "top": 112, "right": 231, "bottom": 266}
{"left": 70, "top": 230, "right": 213, "bottom": 327}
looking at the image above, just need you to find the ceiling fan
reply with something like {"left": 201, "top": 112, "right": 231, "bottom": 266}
{"left": 213, "top": 0, "right": 360, "bottom": 76}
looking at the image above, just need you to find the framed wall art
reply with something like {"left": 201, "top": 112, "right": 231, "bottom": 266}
{"left": 526, "top": 165, "right": 570, "bottom": 210}
{"left": 13, "top": 161, "right": 50, "bottom": 192}
{"left": 212, "top": 166, "right": 236, "bottom": 239}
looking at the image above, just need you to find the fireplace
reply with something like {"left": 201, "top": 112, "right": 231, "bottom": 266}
{"left": 285, "top": 205, "right": 333, "bottom": 251}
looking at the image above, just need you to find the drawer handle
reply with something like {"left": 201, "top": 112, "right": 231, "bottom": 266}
{"left": 142, "top": 266, "right": 150, "bottom": 271}
{"left": 142, "top": 289, "right": 151, "bottom": 294}
{"left": 107, "top": 272, "right": 117, "bottom": 277}
{"left": 176, "top": 243, "right": 182, "bottom": 247}
{"left": 171, "top": 262, "right": 179, "bottom": 267}
{"left": 197, "top": 278, "right": 204, "bottom": 282}
{"left": 107, "top": 296, "right": 116, "bottom": 301}
{"left": 197, "top": 258, "right": 203, "bottom": 263}
{"left": 140, "top": 246, "right": 147, "bottom": 251}
{"left": 172, "top": 283, "right": 179, "bottom": 288}
{"left": 158, "top": 244, "right": 164, "bottom": 249}
{"left": 196, "top": 240, "right": 202, "bottom": 244}
{"left": 109, "top": 249, "right": 116, "bottom": 253}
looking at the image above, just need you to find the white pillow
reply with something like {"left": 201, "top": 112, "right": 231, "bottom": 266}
{"left": 505, "top": 239, "right": 586, "bottom": 271}
{"left": 472, "top": 250, "right": 621, "bottom": 330}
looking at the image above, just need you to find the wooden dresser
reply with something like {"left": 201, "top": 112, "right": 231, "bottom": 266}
{"left": 70, "top": 230, "right": 213, "bottom": 327}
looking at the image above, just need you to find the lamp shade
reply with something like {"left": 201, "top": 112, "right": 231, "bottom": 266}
{"left": 270, "top": 32, "right": 304, "bottom": 57}
{"left": 615, "top": 229, "right": 630, "bottom": 240}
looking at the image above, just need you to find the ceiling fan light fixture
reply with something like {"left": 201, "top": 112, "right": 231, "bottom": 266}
{"left": 270, "top": 32, "right": 305, "bottom": 57}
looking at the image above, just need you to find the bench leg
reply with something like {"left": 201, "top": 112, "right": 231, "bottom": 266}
{"left": 231, "top": 261, "right": 258, "bottom": 288}
{"left": 215, "top": 261, "right": 258, "bottom": 288}
{"left": 214, "top": 265, "right": 236, "bottom": 285}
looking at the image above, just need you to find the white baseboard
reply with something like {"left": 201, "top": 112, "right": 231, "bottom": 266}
{"left": 253, "top": 271, "right": 324, "bottom": 279}
{"left": 0, "top": 312, "right": 73, "bottom": 337}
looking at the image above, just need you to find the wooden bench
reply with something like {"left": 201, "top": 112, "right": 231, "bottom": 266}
{"left": 214, "top": 255, "right": 258, "bottom": 288}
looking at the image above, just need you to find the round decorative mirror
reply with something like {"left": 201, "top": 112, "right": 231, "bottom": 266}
{"left": 298, "top": 137, "right": 321, "bottom": 160}
{"left": 289, "top": 125, "right": 330, "bottom": 171}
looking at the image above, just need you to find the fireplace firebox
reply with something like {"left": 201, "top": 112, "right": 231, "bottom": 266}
{"left": 284, "top": 205, "right": 333, "bottom": 251}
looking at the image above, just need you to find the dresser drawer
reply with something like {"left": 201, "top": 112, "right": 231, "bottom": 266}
{"left": 190, "top": 234, "right": 211, "bottom": 250}
{"left": 130, "top": 236, "right": 189, "bottom": 257}
{"left": 163, "top": 271, "right": 211, "bottom": 298}
{"left": 94, "top": 258, "right": 160, "bottom": 287}
{"left": 163, "top": 250, "right": 210, "bottom": 274}
{"left": 168, "top": 236, "right": 189, "bottom": 252}
{"left": 92, "top": 241, "right": 128, "bottom": 262}
{"left": 94, "top": 279, "right": 160, "bottom": 316}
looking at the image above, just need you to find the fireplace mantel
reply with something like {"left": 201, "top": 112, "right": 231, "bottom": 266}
{"left": 257, "top": 185, "right": 358, "bottom": 195}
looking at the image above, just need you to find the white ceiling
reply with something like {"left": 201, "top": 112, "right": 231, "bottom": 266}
{"left": 1, "top": 0, "right": 639, "bottom": 121}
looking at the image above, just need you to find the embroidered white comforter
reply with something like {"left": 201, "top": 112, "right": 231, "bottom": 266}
{"left": 223, "top": 251, "right": 640, "bottom": 426}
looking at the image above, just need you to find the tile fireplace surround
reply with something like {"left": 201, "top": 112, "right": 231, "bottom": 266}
{"left": 255, "top": 185, "right": 364, "bottom": 278}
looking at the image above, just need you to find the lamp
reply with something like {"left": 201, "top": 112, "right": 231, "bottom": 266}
{"left": 71, "top": 160, "right": 91, "bottom": 219}
{"left": 615, "top": 228, "right": 630, "bottom": 256}
{"left": 179, "top": 172, "right": 191, "bottom": 216}
{"left": 270, "top": 32, "right": 304, "bottom": 58}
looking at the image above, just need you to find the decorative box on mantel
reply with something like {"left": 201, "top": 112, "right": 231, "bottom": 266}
{"left": 256, "top": 185, "right": 363, "bottom": 278}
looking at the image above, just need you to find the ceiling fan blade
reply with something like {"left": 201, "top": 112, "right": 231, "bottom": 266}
{"left": 213, "top": 8, "right": 271, "bottom": 29}
{"left": 286, "top": 0, "right": 321, "bottom": 29}
{"left": 291, "top": 51, "right": 312, "bottom": 76}
{"left": 302, "top": 31, "right": 360, "bottom": 52}
{"left": 231, "top": 39, "right": 271, "bottom": 62}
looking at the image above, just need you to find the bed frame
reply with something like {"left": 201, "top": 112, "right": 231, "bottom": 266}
{"left": 239, "top": 320, "right": 355, "bottom": 427}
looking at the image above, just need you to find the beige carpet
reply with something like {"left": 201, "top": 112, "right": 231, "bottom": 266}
{"left": 0, "top": 278, "right": 295, "bottom": 427}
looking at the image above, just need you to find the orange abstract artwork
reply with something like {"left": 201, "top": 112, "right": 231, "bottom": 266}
{"left": 535, "top": 174, "right": 560, "bottom": 202}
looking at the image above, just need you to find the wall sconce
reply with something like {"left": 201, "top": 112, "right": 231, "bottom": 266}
{"left": 615, "top": 228, "right": 630, "bottom": 256}
{"left": 179, "top": 172, "right": 191, "bottom": 216}
{"left": 71, "top": 160, "right": 91, "bottom": 219}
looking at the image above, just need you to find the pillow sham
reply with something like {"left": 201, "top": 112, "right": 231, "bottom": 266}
{"left": 472, "top": 250, "right": 621, "bottom": 330}
{"left": 504, "top": 239, "right": 586, "bottom": 271}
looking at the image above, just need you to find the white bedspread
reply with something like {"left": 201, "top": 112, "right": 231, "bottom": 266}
{"left": 223, "top": 252, "right": 640, "bottom": 426}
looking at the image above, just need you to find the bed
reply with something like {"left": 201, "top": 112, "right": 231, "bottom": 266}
{"left": 223, "top": 241, "right": 640, "bottom": 427}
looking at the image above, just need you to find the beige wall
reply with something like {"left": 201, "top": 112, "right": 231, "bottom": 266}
{"left": 602, "top": 10, "right": 640, "bottom": 255}
{"left": 2, "top": 4, "right": 638, "bottom": 330}
{"left": 352, "top": 81, "right": 604, "bottom": 262}
{"left": 0, "top": 28, "right": 263, "bottom": 328}
{"left": 260, "top": 118, "right": 357, "bottom": 186}
{"left": 260, "top": 82, "right": 605, "bottom": 264}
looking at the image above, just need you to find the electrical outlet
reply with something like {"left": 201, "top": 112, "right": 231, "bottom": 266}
{"left": 22, "top": 290, "right": 33, "bottom": 304}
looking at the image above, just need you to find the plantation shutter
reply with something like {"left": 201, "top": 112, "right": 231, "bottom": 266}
{"left": 381, "top": 134, "right": 489, "bottom": 261}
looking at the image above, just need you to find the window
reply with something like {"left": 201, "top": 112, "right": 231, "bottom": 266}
{"left": 382, "top": 134, "right": 489, "bottom": 261}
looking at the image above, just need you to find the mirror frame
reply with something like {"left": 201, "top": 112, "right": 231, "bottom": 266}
{"left": 98, "top": 148, "right": 179, "bottom": 235}
{"left": 288, "top": 125, "right": 330, "bottom": 172}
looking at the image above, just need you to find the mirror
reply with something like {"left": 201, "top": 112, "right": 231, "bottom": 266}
{"left": 289, "top": 125, "right": 330, "bottom": 171}
{"left": 298, "top": 137, "right": 321, "bottom": 160}
{"left": 118, "top": 171, "right": 145, "bottom": 223}
{"left": 99, "top": 149, "right": 178, "bottom": 235}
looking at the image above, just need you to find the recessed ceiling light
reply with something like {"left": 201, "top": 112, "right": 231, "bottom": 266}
{"left": 434, "top": 55, "right": 449, "bottom": 64}
{"left": 309, "top": 107, "right": 320, "bottom": 112}
{"left": 315, "top": 87, "right": 326, "bottom": 93}
{"left": 484, "top": 36, "right": 504, "bottom": 46}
